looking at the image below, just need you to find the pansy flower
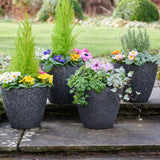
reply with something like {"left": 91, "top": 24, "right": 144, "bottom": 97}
{"left": 53, "top": 55, "right": 66, "bottom": 63}
{"left": 92, "top": 61, "right": 100, "bottom": 71}
{"left": 80, "top": 48, "right": 93, "bottom": 61}
{"left": 43, "top": 49, "right": 51, "bottom": 55}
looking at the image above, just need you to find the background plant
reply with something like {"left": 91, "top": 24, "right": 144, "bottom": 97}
{"left": 121, "top": 29, "right": 150, "bottom": 52}
{"left": 113, "top": 0, "right": 159, "bottom": 22}
{"left": 37, "top": 0, "right": 83, "bottom": 22}
{"left": 9, "top": 15, "right": 39, "bottom": 77}
{"left": 51, "top": 0, "right": 77, "bottom": 56}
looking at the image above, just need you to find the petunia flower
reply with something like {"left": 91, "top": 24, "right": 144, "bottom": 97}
{"left": 91, "top": 61, "right": 100, "bottom": 71}
{"left": 43, "top": 49, "right": 51, "bottom": 55}
{"left": 80, "top": 48, "right": 93, "bottom": 61}
{"left": 53, "top": 55, "right": 66, "bottom": 63}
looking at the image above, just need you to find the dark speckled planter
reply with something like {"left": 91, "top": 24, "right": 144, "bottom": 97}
{"left": 114, "top": 63, "right": 157, "bottom": 103}
{"left": 48, "top": 65, "right": 81, "bottom": 104}
{"left": 1, "top": 87, "right": 48, "bottom": 129}
{"left": 77, "top": 88, "right": 120, "bottom": 129}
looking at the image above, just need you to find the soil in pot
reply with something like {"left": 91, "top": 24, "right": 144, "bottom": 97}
{"left": 114, "top": 63, "right": 157, "bottom": 102}
{"left": 48, "top": 65, "right": 81, "bottom": 104}
{"left": 77, "top": 88, "right": 120, "bottom": 129}
{"left": 1, "top": 87, "right": 48, "bottom": 129}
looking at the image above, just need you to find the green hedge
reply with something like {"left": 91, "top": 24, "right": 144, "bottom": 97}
{"left": 113, "top": 0, "right": 159, "bottom": 22}
{"left": 37, "top": 0, "right": 83, "bottom": 22}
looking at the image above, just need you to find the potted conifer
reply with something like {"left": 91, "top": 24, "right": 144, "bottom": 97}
{"left": 111, "top": 29, "right": 160, "bottom": 102}
{"left": 38, "top": 0, "right": 90, "bottom": 104}
{"left": 0, "top": 16, "right": 54, "bottom": 129}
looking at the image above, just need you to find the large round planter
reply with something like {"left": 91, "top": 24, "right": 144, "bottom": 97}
{"left": 1, "top": 87, "right": 48, "bottom": 129}
{"left": 113, "top": 63, "right": 157, "bottom": 103}
{"left": 48, "top": 65, "right": 81, "bottom": 104}
{"left": 77, "top": 88, "right": 120, "bottom": 129}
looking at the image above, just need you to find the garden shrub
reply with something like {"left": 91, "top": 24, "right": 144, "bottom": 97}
{"left": 113, "top": 0, "right": 159, "bottom": 22}
{"left": 0, "top": 8, "right": 3, "bottom": 16}
{"left": 37, "top": 0, "right": 83, "bottom": 22}
{"left": 121, "top": 29, "right": 150, "bottom": 52}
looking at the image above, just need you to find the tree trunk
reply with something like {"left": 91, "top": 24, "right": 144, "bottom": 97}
{"left": 84, "top": 0, "right": 115, "bottom": 17}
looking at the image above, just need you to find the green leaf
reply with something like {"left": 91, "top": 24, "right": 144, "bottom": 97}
{"left": 125, "top": 59, "right": 133, "bottom": 65}
{"left": 43, "top": 62, "right": 53, "bottom": 72}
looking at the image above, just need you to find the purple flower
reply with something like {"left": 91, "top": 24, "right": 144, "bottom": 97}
{"left": 43, "top": 49, "right": 51, "bottom": 55}
{"left": 92, "top": 61, "right": 100, "bottom": 71}
{"left": 80, "top": 48, "right": 93, "bottom": 61}
{"left": 102, "top": 63, "right": 113, "bottom": 73}
{"left": 53, "top": 55, "right": 66, "bottom": 63}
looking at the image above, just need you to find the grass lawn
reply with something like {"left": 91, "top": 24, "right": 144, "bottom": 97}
{"left": 0, "top": 22, "right": 160, "bottom": 57}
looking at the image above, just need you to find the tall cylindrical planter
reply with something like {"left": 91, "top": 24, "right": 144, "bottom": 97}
{"left": 114, "top": 63, "right": 157, "bottom": 102}
{"left": 77, "top": 88, "right": 120, "bottom": 129}
{"left": 1, "top": 87, "right": 48, "bottom": 129}
{"left": 48, "top": 65, "right": 81, "bottom": 104}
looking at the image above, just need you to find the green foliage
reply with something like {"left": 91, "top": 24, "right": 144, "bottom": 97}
{"left": 67, "top": 66, "right": 133, "bottom": 106}
{"left": 9, "top": 17, "right": 39, "bottom": 77}
{"left": 0, "top": 8, "right": 3, "bottom": 16}
{"left": 37, "top": 0, "right": 83, "bottom": 22}
{"left": 113, "top": 0, "right": 159, "bottom": 22}
{"left": 51, "top": 0, "right": 77, "bottom": 56}
{"left": 121, "top": 29, "right": 150, "bottom": 52}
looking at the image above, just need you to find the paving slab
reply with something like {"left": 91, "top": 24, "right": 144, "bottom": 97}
{"left": 0, "top": 122, "right": 21, "bottom": 152}
{"left": 19, "top": 117, "right": 160, "bottom": 153}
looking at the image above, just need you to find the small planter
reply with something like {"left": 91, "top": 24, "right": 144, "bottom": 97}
{"left": 1, "top": 87, "right": 48, "bottom": 129}
{"left": 114, "top": 63, "right": 157, "bottom": 102}
{"left": 77, "top": 88, "right": 120, "bottom": 129}
{"left": 48, "top": 65, "right": 81, "bottom": 104}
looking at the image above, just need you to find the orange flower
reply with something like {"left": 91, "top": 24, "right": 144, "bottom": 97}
{"left": 71, "top": 53, "right": 80, "bottom": 61}
{"left": 112, "top": 50, "right": 121, "bottom": 55}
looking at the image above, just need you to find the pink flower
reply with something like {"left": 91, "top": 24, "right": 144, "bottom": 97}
{"left": 80, "top": 48, "right": 93, "bottom": 61}
{"left": 129, "top": 50, "right": 138, "bottom": 57}
{"left": 128, "top": 55, "right": 135, "bottom": 60}
{"left": 39, "top": 69, "right": 47, "bottom": 74}
{"left": 92, "top": 61, "right": 100, "bottom": 71}
{"left": 73, "top": 48, "right": 81, "bottom": 54}
{"left": 113, "top": 54, "right": 125, "bottom": 60}
{"left": 102, "top": 63, "right": 113, "bottom": 72}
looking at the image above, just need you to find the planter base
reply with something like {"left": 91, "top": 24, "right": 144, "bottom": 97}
{"left": 114, "top": 63, "right": 157, "bottom": 103}
{"left": 1, "top": 87, "right": 48, "bottom": 129}
{"left": 77, "top": 88, "right": 120, "bottom": 129}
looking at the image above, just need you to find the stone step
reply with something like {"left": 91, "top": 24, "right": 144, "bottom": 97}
{"left": 45, "top": 87, "right": 160, "bottom": 117}
{"left": 1, "top": 153, "right": 160, "bottom": 160}
{"left": 1, "top": 116, "right": 160, "bottom": 155}
{"left": 18, "top": 116, "right": 160, "bottom": 153}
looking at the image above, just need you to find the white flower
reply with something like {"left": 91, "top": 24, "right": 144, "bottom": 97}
{"left": 41, "top": 54, "right": 50, "bottom": 60}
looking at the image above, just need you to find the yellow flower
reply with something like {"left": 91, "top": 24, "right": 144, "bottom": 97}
{"left": 19, "top": 76, "right": 35, "bottom": 85}
{"left": 71, "top": 53, "right": 80, "bottom": 61}
{"left": 49, "top": 75, "right": 53, "bottom": 84}
{"left": 38, "top": 74, "right": 50, "bottom": 80}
